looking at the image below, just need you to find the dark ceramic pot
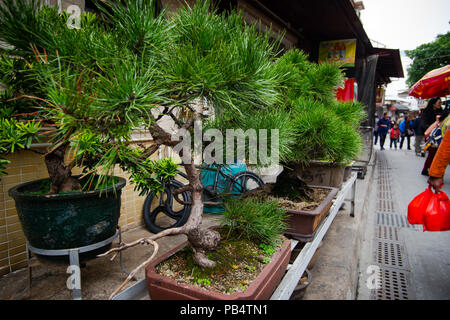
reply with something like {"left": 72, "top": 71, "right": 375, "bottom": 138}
{"left": 8, "top": 176, "right": 126, "bottom": 251}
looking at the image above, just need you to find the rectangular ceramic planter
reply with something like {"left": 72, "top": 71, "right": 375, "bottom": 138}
{"left": 284, "top": 185, "right": 338, "bottom": 242}
{"left": 295, "top": 160, "right": 345, "bottom": 188}
{"left": 145, "top": 236, "right": 291, "bottom": 300}
{"left": 343, "top": 161, "right": 355, "bottom": 182}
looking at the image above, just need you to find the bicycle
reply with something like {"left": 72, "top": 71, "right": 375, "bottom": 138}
{"left": 143, "top": 164, "right": 264, "bottom": 233}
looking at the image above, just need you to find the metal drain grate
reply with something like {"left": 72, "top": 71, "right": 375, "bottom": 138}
{"left": 377, "top": 190, "right": 393, "bottom": 200}
{"left": 375, "top": 240, "right": 409, "bottom": 269}
{"left": 376, "top": 225, "right": 400, "bottom": 242}
{"left": 371, "top": 267, "right": 413, "bottom": 300}
{"left": 377, "top": 183, "right": 392, "bottom": 193}
{"left": 377, "top": 199, "right": 395, "bottom": 212}
{"left": 376, "top": 212, "right": 417, "bottom": 228}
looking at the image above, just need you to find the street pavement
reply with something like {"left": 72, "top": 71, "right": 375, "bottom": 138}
{"left": 357, "top": 138, "right": 450, "bottom": 300}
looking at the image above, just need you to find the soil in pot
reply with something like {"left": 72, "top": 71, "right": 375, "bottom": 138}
{"left": 242, "top": 170, "right": 337, "bottom": 241}
{"left": 243, "top": 170, "right": 330, "bottom": 211}
{"left": 154, "top": 226, "right": 284, "bottom": 295}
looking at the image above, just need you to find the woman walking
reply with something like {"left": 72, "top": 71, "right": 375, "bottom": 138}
{"left": 399, "top": 114, "right": 415, "bottom": 150}
{"left": 420, "top": 98, "right": 443, "bottom": 175}
{"left": 421, "top": 110, "right": 448, "bottom": 176}
{"left": 377, "top": 112, "right": 390, "bottom": 150}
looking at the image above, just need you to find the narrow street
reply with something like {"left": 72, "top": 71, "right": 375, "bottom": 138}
{"left": 357, "top": 140, "right": 450, "bottom": 300}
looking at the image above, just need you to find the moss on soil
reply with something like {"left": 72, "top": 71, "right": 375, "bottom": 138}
{"left": 155, "top": 226, "right": 282, "bottom": 295}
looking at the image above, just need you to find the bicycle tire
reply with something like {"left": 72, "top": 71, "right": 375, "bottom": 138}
{"left": 225, "top": 171, "right": 264, "bottom": 196}
{"left": 143, "top": 179, "right": 192, "bottom": 234}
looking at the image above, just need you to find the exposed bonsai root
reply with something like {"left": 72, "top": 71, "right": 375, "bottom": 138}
{"left": 107, "top": 239, "right": 159, "bottom": 300}
{"left": 98, "top": 163, "right": 221, "bottom": 299}
{"left": 187, "top": 228, "right": 221, "bottom": 268}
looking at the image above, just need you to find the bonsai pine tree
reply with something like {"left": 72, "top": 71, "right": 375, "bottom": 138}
{"left": 273, "top": 49, "right": 366, "bottom": 166}
{"left": 0, "top": 0, "right": 294, "bottom": 297}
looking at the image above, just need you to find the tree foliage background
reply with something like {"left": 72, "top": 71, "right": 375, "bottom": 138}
{"left": 405, "top": 31, "right": 450, "bottom": 87}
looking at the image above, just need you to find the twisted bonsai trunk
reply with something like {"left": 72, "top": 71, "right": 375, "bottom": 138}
{"left": 150, "top": 117, "right": 221, "bottom": 268}
{"left": 44, "top": 144, "right": 81, "bottom": 194}
{"left": 182, "top": 161, "right": 220, "bottom": 268}
{"left": 99, "top": 114, "right": 222, "bottom": 298}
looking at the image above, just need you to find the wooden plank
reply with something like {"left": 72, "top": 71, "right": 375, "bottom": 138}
{"left": 270, "top": 173, "right": 357, "bottom": 300}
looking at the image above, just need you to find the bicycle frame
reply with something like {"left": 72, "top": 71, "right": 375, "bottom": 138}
{"left": 171, "top": 164, "right": 254, "bottom": 205}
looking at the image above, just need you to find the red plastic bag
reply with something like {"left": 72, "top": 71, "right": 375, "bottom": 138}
{"left": 423, "top": 190, "right": 450, "bottom": 231}
{"left": 407, "top": 186, "right": 433, "bottom": 225}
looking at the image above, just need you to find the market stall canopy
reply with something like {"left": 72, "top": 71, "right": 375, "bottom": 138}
{"left": 408, "top": 65, "right": 450, "bottom": 99}
{"left": 391, "top": 103, "right": 410, "bottom": 112}
{"left": 372, "top": 48, "right": 404, "bottom": 85}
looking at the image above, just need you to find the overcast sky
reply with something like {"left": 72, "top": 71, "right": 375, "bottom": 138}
{"left": 359, "top": 0, "right": 450, "bottom": 96}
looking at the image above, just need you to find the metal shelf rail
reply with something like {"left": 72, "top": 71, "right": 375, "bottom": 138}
{"left": 112, "top": 172, "right": 358, "bottom": 300}
{"left": 270, "top": 172, "right": 357, "bottom": 300}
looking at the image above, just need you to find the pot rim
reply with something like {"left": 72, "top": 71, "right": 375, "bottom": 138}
{"left": 145, "top": 232, "right": 291, "bottom": 299}
{"left": 8, "top": 175, "right": 127, "bottom": 201}
{"left": 285, "top": 185, "right": 338, "bottom": 216}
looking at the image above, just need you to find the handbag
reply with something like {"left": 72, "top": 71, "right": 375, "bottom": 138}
{"left": 407, "top": 128, "right": 414, "bottom": 136}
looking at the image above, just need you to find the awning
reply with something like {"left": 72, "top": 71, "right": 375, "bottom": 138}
{"left": 391, "top": 103, "right": 410, "bottom": 111}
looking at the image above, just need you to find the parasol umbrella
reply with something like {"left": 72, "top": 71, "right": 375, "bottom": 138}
{"left": 408, "top": 65, "right": 450, "bottom": 99}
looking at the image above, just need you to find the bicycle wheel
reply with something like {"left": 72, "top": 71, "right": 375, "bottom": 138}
{"left": 225, "top": 171, "right": 264, "bottom": 196}
{"left": 143, "top": 180, "right": 192, "bottom": 234}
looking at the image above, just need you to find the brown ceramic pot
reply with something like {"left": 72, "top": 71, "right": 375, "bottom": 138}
{"left": 145, "top": 236, "right": 291, "bottom": 300}
{"left": 284, "top": 185, "right": 338, "bottom": 242}
{"left": 294, "top": 161, "right": 345, "bottom": 188}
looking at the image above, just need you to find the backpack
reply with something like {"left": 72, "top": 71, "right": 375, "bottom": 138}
{"left": 424, "top": 126, "right": 443, "bottom": 150}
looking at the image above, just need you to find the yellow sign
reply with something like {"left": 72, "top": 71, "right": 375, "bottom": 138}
{"left": 318, "top": 39, "right": 357, "bottom": 67}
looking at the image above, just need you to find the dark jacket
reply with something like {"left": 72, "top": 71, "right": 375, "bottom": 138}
{"left": 420, "top": 107, "right": 442, "bottom": 133}
{"left": 377, "top": 117, "right": 391, "bottom": 135}
{"left": 414, "top": 116, "right": 423, "bottom": 135}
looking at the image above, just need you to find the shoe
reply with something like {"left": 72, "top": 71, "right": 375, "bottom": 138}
{"left": 381, "top": 147, "right": 385, "bottom": 150}
{"left": 408, "top": 148, "right": 411, "bottom": 150}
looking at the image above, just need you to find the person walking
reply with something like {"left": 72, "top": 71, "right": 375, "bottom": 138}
{"left": 428, "top": 128, "right": 450, "bottom": 192}
{"left": 414, "top": 110, "right": 425, "bottom": 156}
{"left": 399, "top": 117, "right": 406, "bottom": 148}
{"left": 421, "top": 111, "right": 448, "bottom": 176}
{"left": 399, "top": 114, "right": 414, "bottom": 150}
{"left": 420, "top": 97, "right": 442, "bottom": 136}
{"left": 377, "top": 112, "right": 390, "bottom": 150}
{"left": 390, "top": 123, "right": 400, "bottom": 149}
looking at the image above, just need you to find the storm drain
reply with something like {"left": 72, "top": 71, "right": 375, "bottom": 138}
{"left": 376, "top": 212, "right": 417, "bottom": 229}
{"left": 377, "top": 173, "right": 391, "bottom": 186}
{"left": 377, "top": 199, "right": 395, "bottom": 212}
{"left": 375, "top": 240, "right": 409, "bottom": 269}
{"left": 371, "top": 267, "right": 413, "bottom": 300}
{"left": 368, "top": 151, "right": 415, "bottom": 300}
{"left": 376, "top": 225, "right": 400, "bottom": 242}
{"left": 378, "top": 183, "right": 392, "bottom": 195}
